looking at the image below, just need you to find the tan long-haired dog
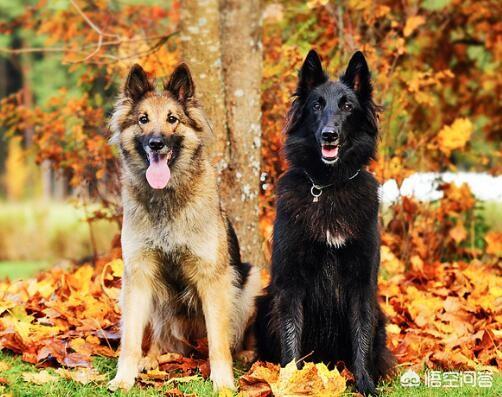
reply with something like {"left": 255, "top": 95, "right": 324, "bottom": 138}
{"left": 107, "top": 64, "right": 261, "bottom": 392}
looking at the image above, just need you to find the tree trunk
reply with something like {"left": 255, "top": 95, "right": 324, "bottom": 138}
{"left": 179, "top": 0, "right": 227, "bottom": 167}
{"left": 180, "top": 0, "right": 264, "bottom": 265}
{"left": 219, "top": 0, "right": 263, "bottom": 265}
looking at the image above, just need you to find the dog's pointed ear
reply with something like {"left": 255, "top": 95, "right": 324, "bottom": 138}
{"left": 124, "top": 64, "right": 154, "bottom": 100}
{"left": 165, "top": 63, "right": 195, "bottom": 103}
{"left": 297, "top": 50, "right": 328, "bottom": 96}
{"left": 341, "top": 51, "right": 372, "bottom": 100}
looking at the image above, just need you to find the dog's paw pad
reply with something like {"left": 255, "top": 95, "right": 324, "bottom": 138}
{"left": 356, "top": 376, "right": 377, "bottom": 396}
{"left": 138, "top": 356, "right": 159, "bottom": 372}
{"left": 211, "top": 375, "right": 236, "bottom": 393}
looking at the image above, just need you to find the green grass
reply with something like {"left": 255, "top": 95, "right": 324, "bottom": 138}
{"left": 0, "top": 351, "right": 214, "bottom": 397}
{"left": 0, "top": 200, "right": 118, "bottom": 262}
{"left": 0, "top": 260, "right": 51, "bottom": 280}
{"left": 0, "top": 351, "right": 499, "bottom": 396}
{"left": 479, "top": 201, "right": 502, "bottom": 231}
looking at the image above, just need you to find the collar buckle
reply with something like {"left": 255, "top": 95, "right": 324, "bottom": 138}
{"left": 310, "top": 185, "right": 323, "bottom": 202}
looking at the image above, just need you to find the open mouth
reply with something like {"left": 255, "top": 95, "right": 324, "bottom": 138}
{"left": 321, "top": 144, "right": 340, "bottom": 164}
{"left": 145, "top": 150, "right": 173, "bottom": 189}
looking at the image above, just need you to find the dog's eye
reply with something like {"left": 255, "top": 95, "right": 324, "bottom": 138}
{"left": 167, "top": 115, "right": 178, "bottom": 124}
{"left": 312, "top": 102, "right": 321, "bottom": 111}
{"left": 342, "top": 102, "right": 353, "bottom": 112}
{"left": 138, "top": 115, "right": 149, "bottom": 124}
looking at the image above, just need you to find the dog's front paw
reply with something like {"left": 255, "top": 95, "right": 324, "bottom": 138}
{"left": 138, "top": 355, "right": 159, "bottom": 372}
{"left": 108, "top": 374, "right": 135, "bottom": 391}
{"left": 356, "top": 373, "right": 377, "bottom": 396}
{"left": 210, "top": 360, "right": 235, "bottom": 392}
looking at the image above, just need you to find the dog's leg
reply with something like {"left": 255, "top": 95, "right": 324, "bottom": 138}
{"left": 109, "top": 267, "right": 153, "bottom": 391}
{"left": 349, "top": 289, "right": 377, "bottom": 396}
{"left": 138, "top": 339, "right": 160, "bottom": 372}
{"left": 197, "top": 270, "right": 235, "bottom": 391}
{"left": 275, "top": 287, "right": 305, "bottom": 367}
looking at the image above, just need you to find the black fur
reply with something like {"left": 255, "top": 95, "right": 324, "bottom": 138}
{"left": 255, "top": 50, "right": 394, "bottom": 396}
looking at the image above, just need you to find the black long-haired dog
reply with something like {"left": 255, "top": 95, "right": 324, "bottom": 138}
{"left": 255, "top": 50, "right": 394, "bottom": 395}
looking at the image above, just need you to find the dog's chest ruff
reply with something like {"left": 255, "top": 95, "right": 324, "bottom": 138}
{"left": 326, "top": 229, "right": 346, "bottom": 248}
{"left": 134, "top": 200, "right": 219, "bottom": 266}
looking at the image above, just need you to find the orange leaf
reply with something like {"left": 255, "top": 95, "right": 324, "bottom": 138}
{"left": 449, "top": 223, "right": 467, "bottom": 243}
{"left": 403, "top": 15, "right": 425, "bottom": 37}
{"left": 485, "top": 231, "right": 502, "bottom": 256}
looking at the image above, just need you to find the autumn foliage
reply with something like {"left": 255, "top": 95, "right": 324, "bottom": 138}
{"left": 0, "top": 0, "right": 501, "bottom": 392}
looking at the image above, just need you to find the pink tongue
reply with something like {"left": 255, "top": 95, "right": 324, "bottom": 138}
{"left": 322, "top": 146, "right": 339, "bottom": 158}
{"left": 146, "top": 157, "right": 171, "bottom": 189}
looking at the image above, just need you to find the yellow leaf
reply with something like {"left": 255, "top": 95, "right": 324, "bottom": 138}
{"left": 217, "top": 386, "right": 234, "bottom": 397}
{"left": 437, "top": 118, "right": 473, "bottom": 155}
{"left": 109, "top": 259, "right": 124, "bottom": 277}
{"left": 404, "top": 15, "right": 425, "bottom": 37}
{"left": 386, "top": 323, "right": 402, "bottom": 335}
{"left": 270, "top": 361, "right": 346, "bottom": 396}
{"left": 22, "top": 370, "right": 58, "bottom": 385}
{"left": 315, "top": 362, "right": 346, "bottom": 397}
{"left": 381, "top": 246, "right": 404, "bottom": 275}
{"left": 55, "top": 367, "right": 106, "bottom": 385}
{"left": 0, "top": 361, "right": 11, "bottom": 372}
{"left": 410, "top": 255, "right": 424, "bottom": 272}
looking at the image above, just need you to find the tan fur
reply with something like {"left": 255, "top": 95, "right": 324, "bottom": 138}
{"left": 108, "top": 65, "right": 260, "bottom": 392}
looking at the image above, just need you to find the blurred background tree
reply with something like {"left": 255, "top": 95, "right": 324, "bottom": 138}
{"left": 0, "top": 0, "right": 500, "bottom": 267}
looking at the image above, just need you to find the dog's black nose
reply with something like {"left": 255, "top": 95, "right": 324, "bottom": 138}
{"left": 148, "top": 137, "right": 165, "bottom": 151}
{"left": 321, "top": 130, "right": 339, "bottom": 142}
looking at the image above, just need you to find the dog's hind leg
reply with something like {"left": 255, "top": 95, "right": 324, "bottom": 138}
{"left": 109, "top": 259, "right": 154, "bottom": 391}
{"left": 138, "top": 338, "right": 161, "bottom": 372}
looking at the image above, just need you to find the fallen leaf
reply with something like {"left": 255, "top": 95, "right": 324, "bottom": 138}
{"left": 403, "top": 15, "right": 425, "bottom": 37}
{"left": 0, "top": 361, "right": 11, "bottom": 371}
{"left": 485, "top": 231, "right": 502, "bottom": 256}
{"left": 437, "top": 118, "right": 473, "bottom": 155}
{"left": 55, "top": 367, "right": 106, "bottom": 384}
{"left": 240, "top": 361, "right": 346, "bottom": 397}
{"left": 22, "top": 370, "right": 58, "bottom": 385}
{"left": 165, "top": 388, "right": 184, "bottom": 397}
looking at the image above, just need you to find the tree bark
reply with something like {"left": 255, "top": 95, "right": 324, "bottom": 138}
{"left": 219, "top": 0, "right": 263, "bottom": 265}
{"left": 179, "top": 0, "right": 227, "bottom": 167}
{"left": 180, "top": 0, "right": 263, "bottom": 265}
